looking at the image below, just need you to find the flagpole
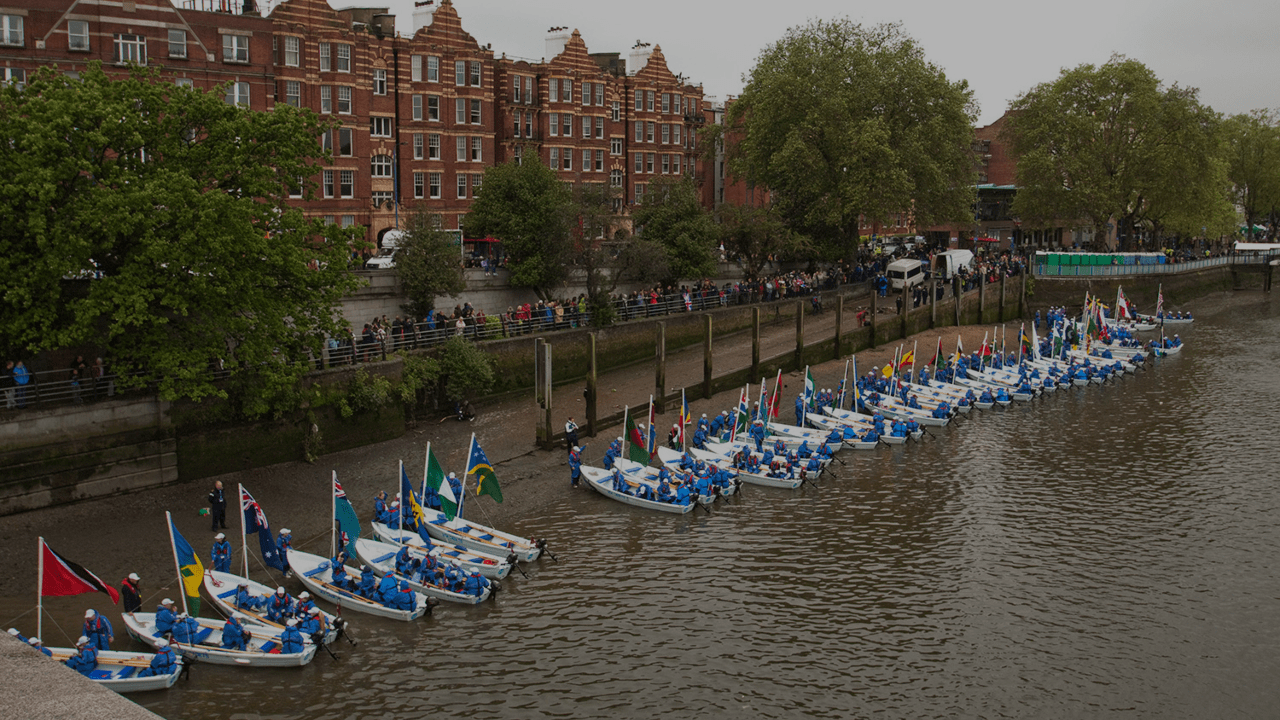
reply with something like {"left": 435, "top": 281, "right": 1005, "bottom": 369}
{"left": 680, "top": 389, "right": 687, "bottom": 452}
{"left": 37, "top": 537, "right": 43, "bottom": 641}
{"left": 770, "top": 368, "right": 782, "bottom": 422}
{"left": 851, "top": 355, "right": 859, "bottom": 412}
{"left": 239, "top": 484, "right": 249, "bottom": 577}
{"left": 838, "top": 358, "right": 849, "bottom": 409}
{"left": 330, "top": 470, "right": 337, "bottom": 560}
{"left": 622, "top": 405, "right": 630, "bottom": 458}
{"left": 458, "top": 438, "right": 470, "bottom": 520}
{"left": 165, "top": 511, "right": 189, "bottom": 617}
{"left": 910, "top": 340, "right": 918, "bottom": 384}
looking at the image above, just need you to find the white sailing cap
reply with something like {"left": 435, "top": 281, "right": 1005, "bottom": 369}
{"left": 154, "top": 638, "right": 169, "bottom": 648}
{"left": 310, "top": 607, "right": 320, "bottom": 615}
{"left": 276, "top": 587, "right": 286, "bottom": 595}
{"left": 287, "top": 619, "right": 298, "bottom": 627}
{"left": 27, "top": 637, "right": 41, "bottom": 646}
{"left": 161, "top": 598, "right": 174, "bottom": 606}
{"left": 128, "top": 573, "right": 140, "bottom": 581}
{"left": 280, "top": 528, "right": 291, "bottom": 535}
{"left": 298, "top": 592, "right": 310, "bottom": 599}
{"left": 85, "top": 609, "right": 96, "bottom": 618}
{"left": 215, "top": 532, "right": 225, "bottom": 540}
{"left": 76, "top": 636, "right": 89, "bottom": 645}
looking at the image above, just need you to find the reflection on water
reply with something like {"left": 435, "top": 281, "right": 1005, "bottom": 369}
{"left": 138, "top": 294, "right": 1280, "bottom": 719}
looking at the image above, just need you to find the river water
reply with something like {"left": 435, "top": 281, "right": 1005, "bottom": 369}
{"left": 127, "top": 292, "right": 1280, "bottom": 719}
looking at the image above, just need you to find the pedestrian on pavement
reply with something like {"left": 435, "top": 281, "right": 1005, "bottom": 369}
{"left": 208, "top": 480, "right": 227, "bottom": 531}
{"left": 13, "top": 360, "right": 30, "bottom": 408}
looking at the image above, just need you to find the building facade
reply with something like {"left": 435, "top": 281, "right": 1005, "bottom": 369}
{"left": 3, "top": 0, "right": 709, "bottom": 251}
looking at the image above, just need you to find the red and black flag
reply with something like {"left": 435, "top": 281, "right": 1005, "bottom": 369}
{"left": 40, "top": 538, "right": 119, "bottom": 604}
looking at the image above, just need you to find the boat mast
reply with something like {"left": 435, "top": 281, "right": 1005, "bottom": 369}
{"left": 330, "top": 470, "right": 337, "bottom": 560}
{"left": 239, "top": 483, "right": 249, "bottom": 577}
{"left": 36, "top": 536, "right": 43, "bottom": 640}
{"left": 165, "top": 511, "right": 189, "bottom": 616}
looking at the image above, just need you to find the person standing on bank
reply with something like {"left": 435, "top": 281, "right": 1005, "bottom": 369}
{"left": 208, "top": 480, "right": 227, "bottom": 531}
{"left": 565, "top": 417, "right": 580, "bottom": 453}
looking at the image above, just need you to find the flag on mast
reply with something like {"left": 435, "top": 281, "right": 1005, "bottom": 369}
{"left": 850, "top": 355, "right": 862, "bottom": 411}
{"left": 167, "top": 512, "right": 203, "bottom": 616}
{"left": 624, "top": 406, "right": 650, "bottom": 464}
{"left": 333, "top": 472, "right": 361, "bottom": 557}
{"left": 730, "top": 387, "right": 749, "bottom": 442}
{"left": 38, "top": 539, "right": 119, "bottom": 603}
{"left": 421, "top": 447, "right": 458, "bottom": 520}
{"left": 931, "top": 336, "right": 945, "bottom": 369}
{"left": 241, "top": 486, "right": 285, "bottom": 572}
{"left": 769, "top": 369, "right": 782, "bottom": 418}
{"left": 646, "top": 396, "right": 657, "bottom": 457}
{"left": 677, "top": 389, "right": 690, "bottom": 449}
{"left": 1156, "top": 284, "right": 1164, "bottom": 320}
{"left": 803, "top": 366, "right": 816, "bottom": 410}
{"left": 466, "top": 434, "right": 504, "bottom": 503}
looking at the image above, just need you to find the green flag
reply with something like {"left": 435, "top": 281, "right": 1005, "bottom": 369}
{"left": 625, "top": 408, "right": 650, "bottom": 464}
{"left": 466, "top": 435, "right": 503, "bottom": 503}
{"left": 422, "top": 444, "right": 458, "bottom": 519}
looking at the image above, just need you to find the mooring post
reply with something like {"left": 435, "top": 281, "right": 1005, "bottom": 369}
{"left": 979, "top": 276, "right": 987, "bottom": 322}
{"left": 834, "top": 295, "right": 843, "bottom": 360}
{"left": 654, "top": 322, "right": 666, "bottom": 414}
{"left": 586, "top": 333, "right": 598, "bottom": 437}
{"left": 751, "top": 306, "right": 761, "bottom": 380}
{"left": 1000, "top": 273, "right": 1007, "bottom": 322}
{"left": 930, "top": 279, "right": 938, "bottom": 328}
{"left": 954, "top": 277, "right": 962, "bottom": 326}
{"left": 794, "top": 300, "right": 804, "bottom": 368}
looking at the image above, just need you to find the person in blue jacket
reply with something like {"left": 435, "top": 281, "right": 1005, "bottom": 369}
{"left": 65, "top": 637, "right": 98, "bottom": 675}
{"left": 393, "top": 580, "right": 417, "bottom": 611}
{"left": 907, "top": 394, "right": 922, "bottom": 410}
{"left": 330, "top": 554, "right": 356, "bottom": 591}
{"left": 376, "top": 574, "right": 400, "bottom": 605}
{"left": 825, "top": 429, "right": 843, "bottom": 447}
{"left": 463, "top": 568, "right": 490, "bottom": 598}
{"left": 235, "top": 583, "right": 266, "bottom": 611}
{"left": 294, "top": 591, "right": 318, "bottom": 618}
{"left": 82, "top": 608, "right": 113, "bottom": 651}
{"left": 170, "top": 613, "right": 201, "bottom": 644}
{"left": 276, "top": 528, "right": 293, "bottom": 575}
{"left": 674, "top": 481, "right": 692, "bottom": 505}
{"left": 299, "top": 607, "right": 326, "bottom": 639}
{"left": 794, "top": 393, "right": 805, "bottom": 425}
{"left": 373, "top": 491, "right": 391, "bottom": 524}
{"left": 805, "top": 454, "right": 823, "bottom": 476}
{"left": 602, "top": 439, "right": 619, "bottom": 470}
{"left": 221, "top": 613, "right": 249, "bottom": 651}
{"left": 568, "top": 446, "right": 583, "bottom": 488}
{"left": 211, "top": 533, "right": 232, "bottom": 573}
{"left": 280, "top": 620, "right": 305, "bottom": 655}
{"left": 657, "top": 481, "right": 673, "bottom": 503}
{"left": 748, "top": 420, "right": 766, "bottom": 453}
{"left": 692, "top": 427, "right": 707, "bottom": 449}
{"left": 267, "top": 587, "right": 294, "bottom": 623}
{"left": 796, "top": 440, "right": 812, "bottom": 459}
{"left": 395, "top": 546, "right": 417, "bottom": 577}
{"left": 154, "top": 599, "right": 177, "bottom": 636}
{"left": 138, "top": 638, "right": 176, "bottom": 677}
{"left": 358, "top": 565, "right": 379, "bottom": 599}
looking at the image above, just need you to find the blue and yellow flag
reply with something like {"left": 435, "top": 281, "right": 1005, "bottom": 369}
{"left": 167, "top": 512, "right": 203, "bottom": 616}
{"left": 466, "top": 434, "right": 503, "bottom": 503}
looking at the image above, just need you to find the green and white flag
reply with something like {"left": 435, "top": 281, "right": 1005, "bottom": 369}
{"left": 424, "top": 443, "right": 459, "bottom": 519}
{"left": 804, "top": 366, "right": 816, "bottom": 410}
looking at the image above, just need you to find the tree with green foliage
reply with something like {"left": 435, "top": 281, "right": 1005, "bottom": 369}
{"left": 465, "top": 160, "right": 572, "bottom": 299}
{"left": 1223, "top": 110, "right": 1280, "bottom": 241}
{"left": 571, "top": 182, "right": 667, "bottom": 326}
{"left": 394, "top": 207, "right": 466, "bottom": 317}
{"left": 631, "top": 176, "right": 718, "bottom": 282}
{"left": 1006, "top": 55, "right": 1228, "bottom": 251}
{"left": 438, "top": 335, "right": 494, "bottom": 403}
{"left": 720, "top": 205, "right": 808, "bottom": 282}
{"left": 0, "top": 64, "right": 364, "bottom": 408}
{"left": 727, "top": 20, "right": 976, "bottom": 257}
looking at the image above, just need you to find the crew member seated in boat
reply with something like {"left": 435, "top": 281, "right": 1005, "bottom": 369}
{"left": 300, "top": 607, "right": 327, "bottom": 642}
{"left": 395, "top": 546, "right": 417, "bottom": 577}
{"left": 356, "top": 565, "right": 379, "bottom": 599}
{"left": 280, "top": 620, "right": 305, "bottom": 654}
{"left": 760, "top": 448, "right": 774, "bottom": 467}
{"left": 445, "top": 561, "right": 466, "bottom": 593}
{"left": 13, "top": 633, "right": 51, "bottom": 657}
{"left": 568, "top": 446, "right": 583, "bottom": 488}
{"left": 464, "top": 568, "right": 490, "bottom": 598}
{"left": 657, "top": 480, "right": 674, "bottom": 503}
{"left": 375, "top": 573, "right": 400, "bottom": 605}
{"left": 211, "top": 533, "right": 232, "bottom": 573}
{"left": 331, "top": 557, "right": 357, "bottom": 592}
{"left": 889, "top": 420, "right": 907, "bottom": 438}
{"left": 995, "top": 387, "right": 1011, "bottom": 402}
{"left": 905, "top": 418, "right": 920, "bottom": 435}
{"left": 294, "top": 591, "right": 317, "bottom": 618}
{"left": 861, "top": 425, "right": 880, "bottom": 443}
{"left": 155, "top": 598, "right": 177, "bottom": 635}
{"left": 674, "top": 480, "right": 692, "bottom": 504}
{"left": 796, "top": 440, "right": 813, "bottom": 459}
{"left": 611, "top": 467, "right": 627, "bottom": 493}
{"left": 267, "top": 587, "right": 294, "bottom": 622}
{"left": 82, "top": 609, "right": 113, "bottom": 651}
{"left": 826, "top": 429, "right": 844, "bottom": 447}
{"left": 697, "top": 414, "right": 710, "bottom": 434}
{"left": 805, "top": 454, "right": 823, "bottom": 476}
{"left": 907, "top": 394, "right": 922, "bottom": 410}
{"left": 693, "top": 473, "right": 712, "bottom": 497}
{"left": 385, "top": 500, "right": 402, "bottom": 530}
{"left": 692, "top": 427, "right": 708, "bottom": 449}
{"left": 393, "top": 579, "right": 418, "bottom": 610}
{"left": 1172, "top": 334, "right": 1182, "bottom": 347}
{"left": 919, "top": 366, "right": 931, "bottom": 384}
{"left": 979, "top": 389, "right": 994, "bottom": 404}
{"left": 221, "top": 613, "right": 249, "bottom": 651}
{"left": 138, "top": 638, "right": 176, "bottom": 677}
{"left": 65, "top": 637, "right": 97, "bottom": 675}
{"left": 231, "top": 583, "right": 264, "bottom": 614}
{"left": 277, "top": 528, "right": 293, "bottom": 575}
{"left": 634, "top": 482, "right": 654, "bottom": 501}
{"left": 170, "top": 613, "right": 201, "bottom": 645}
{"left": 932, "top": 402, "right": 950, "bottom": 419}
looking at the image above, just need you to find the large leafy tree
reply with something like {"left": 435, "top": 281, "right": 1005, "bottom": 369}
{"left": 727, "top": 20, "right": 976, "bottom": 257}
{"left": 0, "top": 64, "right": 364, "bottom": 407}
{"left": 394, "top": 207, "right": 466, "bottom": 317}
{"left": 631, "top": 176, "right": 717, "bottom": 282}
{"left": 720, "top": 205, "right": 808, "bottom": 282}
{"left": 1223, "top": 110, "right": 1280, "bottom": 241}
{"left": 465, "top": 159, "right": 572, "bottom": 299}
{"left": 1006, "top": 55, "right": 1227, "bottom": 250}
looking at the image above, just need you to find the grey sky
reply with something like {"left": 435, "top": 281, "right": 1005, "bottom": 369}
{"left": 367, "top": 0, "right": 1280, "bottom": 126}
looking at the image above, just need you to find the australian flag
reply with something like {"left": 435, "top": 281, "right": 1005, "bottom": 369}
{"left": 242, "top": 486, "right": 287, "bottom": 572}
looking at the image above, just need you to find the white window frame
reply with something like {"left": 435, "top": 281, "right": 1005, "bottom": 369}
{"left": 550, "top": 113, "right": 558, "bottom": 137}
{"left": 549, "top": 148, "right": 559, "bottom": 170}
{"left": 455, "top": 98, "right": 466, "bottom": 124}
{"left": 413, "top": 133, "right": 424, "bottom": 160}
{"left": 470, "top": 99, "right": 480, "bottom": 125}
{"left": 596, "top": 117, "right": 604, "bottom": 139}
{"left": 524, "top": 77, "right": 532, "bottom": 105}
{"left": 428, "top": 133, "right": 440, "bottom": 159}
{"left": 284, "top": 36, "right": 299, "bottom": 67}
{"left": 319, "top": 42, "right": 330, "bottom": 72}
{"left": 634, "top": 89, "right": 642, "bottom": 112}
{"left": 562, "top": 113, "right": 571, "bottom": 138}
{"left": 411, "top": 94, "right": 422, "bottom": 121}
{"left": 225, "top": 81, "right": 249, "bottom": 107}
{"left": 371, "top": 116, "right": 392, "bottom": 137}
{"left": 371, "top": 154, "right": 393, "bottom": 178}
{"left": 428, "top": 95, "right": 440, "bottom": 121}
{"left": 610, "top": 169, "right": 623, "bottom": 188}
{"left": 222, "top": 34, "right": 248, "bottom": 64}
{"left": 427, "top": 56, "right": 439, "bottom": 82}
{"left": 549, "top": 78, "right": 558, "bottom": 103}
{"left": 471, "top": 137, "right": 482, "bottom": 162}
{"left": 563, "top": 148, "right": 572, "bottom": 171}
{"left": 429, "top": 172, "right": 441, "bottom": 199}
{"left": 595, "top": 84, "right": 604, "bottom": 106}
{"left": 582, "top": 116, "right": 591, "bottom": 138}
{"left": 321, "top": 85, "right": 332, "bottom": 114}
{"left": 612, "top": 101, "right": 620, "bottom": 122}
{"left": 68, "top": 20, "right": 89, "bottom": 51}
{"left": 610, "top": 138, "right": 622, "bottom": 156}
{"left": 581, "top": 82, "right": 590, "bottom": 107}
{"left": 411, "top": 54, "right": 422, "bottom": 82}
{"left": 563, "top": 80, "right": 572, "bottom": 104}
{"left": 0, "top": 14, "right": 22, "bottom": 47}
{"left": 114, "top": 33, "right": 147, "bottom": 65}
{"left": 582, "top": 149, "right": 591, "bottom": 171}
{"left": 337, "top": 86, "right": 352, "bottom": 114}
{"left": 456, "top": 173, "right": 467, "bottom": 199}
{"left": 470, "top": 60, "right": 481, "bottom": 87}
{"left": 455, "top": 60, "right": 465, "bottom": 86}
{"left": 595, "top": 149, "right": 604, "bottom": 171}
{"left": 513, "top": 76, "right": 521, "bottom": 103}
{"left": 413, "top": 172, "right": 425, "bottom": 199}
{"left": 339, "top": 169, "right": 354, "bottom": 198}
{"left": 285, "top": 80, "right": 301, "bottom": 107}
{"left": 336, "top": 44, "right": 351, "bottom": 73}
{"left": 322, "top": 170, "right": 335, "bottom": 198}
{"left": 456, "top": 136, "right": 467, "bottom": 162}
{"left": 372, "top": 69, "right": 386, "bottom": 96}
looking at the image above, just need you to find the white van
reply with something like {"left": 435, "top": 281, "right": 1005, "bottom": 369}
{"left": 365, "top": 229, "right": 404, "bottom": 269}
{"left": 933, "top": 249, "right": 974, "bottom": 281}
{"left": 886, "top": 258, "right": 925, "bottom": 290}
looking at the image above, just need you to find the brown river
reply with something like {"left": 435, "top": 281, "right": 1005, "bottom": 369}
{"left": 16, "top": 292, "right": 1280, "bottom": 719}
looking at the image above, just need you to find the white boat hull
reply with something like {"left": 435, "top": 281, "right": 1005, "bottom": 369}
{"left": 46, "top": 646, "right": 181, "bottom": 692}
{"left": 582, "top": 466, "right": 696, "bottom": 513}
{"left": 370, "top": 522, "right": 512, "bottom": 579}
{"left": 419, "top": 511, "right": 543, "bottom": 562}
{"left": 354, "top": 538, "right": 490, "bottom": 604}
{"left": 122, "top": 612, "right": 315, "bottom": 667}
{"left": 202, "top": 570, "right": 338, "bottom": 644}
{"left": 289, "top": 550, "right": 427, "bottom": 621}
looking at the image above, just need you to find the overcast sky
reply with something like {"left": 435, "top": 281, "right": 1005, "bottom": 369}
{"left": 354, "top": 0, "right": 1280, "bottom": 126}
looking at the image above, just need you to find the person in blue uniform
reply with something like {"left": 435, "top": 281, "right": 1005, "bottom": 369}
{"left": 374, "top": 491, "right": 391, "bottom": 524}
{"left": 300, "top": 607, "right": 327, "bottom": 640}
{"left": 932, "top": 401, "right": 950, "bottom": 419}
{"left": 602, "top": 438, "right": 620, "bottom": 470}
{"left": 634, "top": 482, "right": 653, "bottom": 501}
{"left": 138, "top": 638, "right": 176, "bottom": 677}
{"left": 267, "top": 587, "right": 294, "bottom": 623}
{"left": 65, "top": 637, "right": 98, "bottom": 675}
{"left": 293, "top": 591, "right": 317, "bottom": 618}
{"left": 692, "top": 426, "right": 707, "bottom": 449}
{"left": 393, "top": 580, "right": 417, "bottom": 611}
{"left": 221, "top": 613, "right": 249, "bottom": 651}
{"left": 794, "top": 394, "right": 805, "bottom": 425}
{"left": 416, "top": 552, "right": 442, "bottom": 587}
{"left": 280, "top": 620, "right": 305, "bottom": 655}
{"left": 395, "top": 546, "right": 417, "bottom": 577}
{"left": 568, "top": 446, "right": 582, "bottom": 488}
{"left": 211, "top": 533, "right": 232, "bottom": 573}
{"left": 82, "top": 608, "right": 113, "bottom": 650}
{"left": 907, "top": 394, "right": 921, "bottom": 410}
{"left": 357, "top": 565, "right": 379, "bottom": 599}
{"left": 230, "top": 583, "right": 262, "bottom": 612}
{"left": 796, "top": 440, "right": 812, "bottom": 459}
{"left": 277, "top": 528, "right": 293, "bottom": 575}
{"left": 170, "top": 613, "right": 201, "bottom": 644}
{"left": 748, "top": 420, "right": 766, "bottom": 453}
{"left": 463, "top": 568, "right": 490, "bottom": 598}
{"left": 610, "top": 467, "right": 626, "bottom": 493}
{"left": 805, "top": 454, "right": 823, "bottom": 476}
{"left": 155, "top": 598, "right": 177, "bottom": 636}
{"left": 376, "top": 574, "right": 400, "bottom": 605}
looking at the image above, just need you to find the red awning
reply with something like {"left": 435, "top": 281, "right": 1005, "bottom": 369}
{"left": 975, "top": 236, "right": 1001, "bottom": 242}
{"left": 464, "top": 237, "right": 500, "bottom": 243}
